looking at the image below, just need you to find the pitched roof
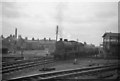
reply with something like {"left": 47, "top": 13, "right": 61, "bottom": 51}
{"left": 25, "top": 39, "right": 56, "bottom": 44}
{"left": 102, "top": 32, "right": 120, "bottom": 38}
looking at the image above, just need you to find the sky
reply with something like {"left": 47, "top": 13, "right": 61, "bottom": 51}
{"left": 1, "top": 0, "right": 119, "bottom": 46}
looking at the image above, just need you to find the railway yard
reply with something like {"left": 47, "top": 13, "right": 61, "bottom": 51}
{"left": 1, "top": 41, "right": 119, "bottom": 81}
{"left": 1, "top": 1, "right": 120, "bottom": 81}
{"left": 1, "top": 53, "right": 119, "bottom": 81}
{"left": 1, "top": 29, "right": 119, "bottom": 81}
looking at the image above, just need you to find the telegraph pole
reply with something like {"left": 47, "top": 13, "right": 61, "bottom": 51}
{"left": 77, "top": 39, "right": 79, "bottom": 58}
{"left": 54, "top": 25, "right": 59, "bottom": 59}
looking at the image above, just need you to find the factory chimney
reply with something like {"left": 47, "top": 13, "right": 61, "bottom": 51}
{"left": 56, "top": 25, "right": 59, "bottom": 41}
{"left": 15, "top": 28, "right": 17, "bottom": 38}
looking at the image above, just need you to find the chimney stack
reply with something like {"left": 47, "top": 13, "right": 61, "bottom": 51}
{"left": 56, "top": 25, "right": 59, "bottom": 41}
{"left": 64, "top": 39, "right": 68, "bottom": 42}
{"left": 15, "top": 28, "right": 17, "bottom": 38}
{"left": 60, "top": 38, "right": 62, "bottom": 41}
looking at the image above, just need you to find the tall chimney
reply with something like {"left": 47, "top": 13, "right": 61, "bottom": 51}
{"left": 15, "top": 28, "right": 17, "bottom": 38}
{"left": 56, "top": 25, "right": 59, "bottom": 41}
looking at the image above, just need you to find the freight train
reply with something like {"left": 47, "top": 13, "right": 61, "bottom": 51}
{"left": 53, "top": 38, "right": 99, "bottom": 60}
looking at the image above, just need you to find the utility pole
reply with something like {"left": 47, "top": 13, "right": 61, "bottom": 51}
{"left": 54, "top": 25, "right": 59, "bottom": 59}
{"left": 77, "top": 39, "right": 79, "bottom": 58}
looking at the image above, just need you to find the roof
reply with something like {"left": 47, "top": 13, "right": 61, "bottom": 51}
{"left": 25, "top": 40, "right": 56, "bottom": 44}
{"left": 102, "top": 32, "right": 120, "bottom": 38}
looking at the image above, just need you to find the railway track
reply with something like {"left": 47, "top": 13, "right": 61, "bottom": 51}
{"left": 6, "top": 63, "right": 119, "bottom": 81}
{"left": 1, "top": 57, "right": 54, "bottom": 74}
{"left": 2, "top": 57, "right": 44, "bottom": 67}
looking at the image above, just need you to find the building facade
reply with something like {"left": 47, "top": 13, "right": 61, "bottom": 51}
{"left": 1, "top": 28, "right": 56, "bottom": 54}
{"left": 24, "top": 38, "right": 56, "bottom": 53}
{"left": 102, "top": 32, "right": 120, "bottom": 58}
{"left": 2, "top": 35, "right": 56, "bottom": 54}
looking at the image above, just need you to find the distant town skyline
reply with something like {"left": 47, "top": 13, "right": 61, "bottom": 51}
{"left": 1, "top": 0, "right": 118, "bottom": 46}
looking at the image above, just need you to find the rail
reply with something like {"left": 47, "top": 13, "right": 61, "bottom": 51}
{"left": 7, "top": 63, "right": 119, "bottom": 81}
{"left": 2, "top": 57, "right": 51, "bottom": 69}
{"left": 1, "top": 57, "right": 54, "bottom": 74}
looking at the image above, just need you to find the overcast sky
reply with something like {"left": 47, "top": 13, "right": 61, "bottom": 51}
{"left": 1, "top": 0, "right": 118, "bottom": 46}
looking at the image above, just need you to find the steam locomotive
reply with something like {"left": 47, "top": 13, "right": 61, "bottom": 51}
{"left": 54, "top": 38, "right": 82, "bottom": 60}
{"left": 53, "top": 38, "right": 98, "bottom": 60}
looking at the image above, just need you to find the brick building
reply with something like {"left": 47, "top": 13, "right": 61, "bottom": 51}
{"left": 1, "top": 28, "right": 56, "bottom": 54}
{"left": 1, "top": 33, "right": 56, "bottom": 54}
{"left": 102, "top": 32, "right": 120, "bottom": 58}
{"left": 24, "top": 38, "right": 56, "bottom": 53}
